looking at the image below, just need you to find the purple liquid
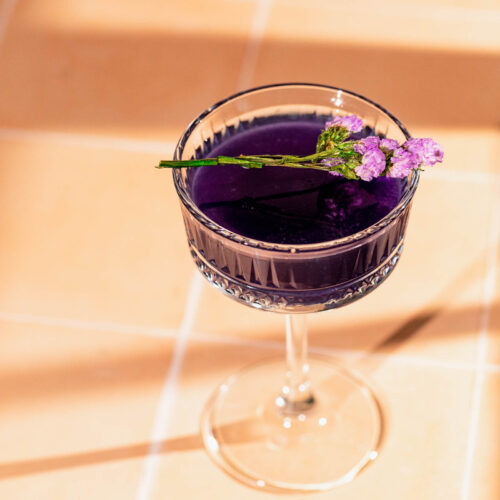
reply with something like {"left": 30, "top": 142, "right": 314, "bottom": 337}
{"left": 181, "top": 116, "right": 413, "bottom": 308}
{"left": 192, "top": 121, "right": 405, "bottom": 245}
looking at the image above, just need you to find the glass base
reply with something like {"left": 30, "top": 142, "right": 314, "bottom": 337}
{"left": 200, "top": 356, "right": 382, "bottom": 493}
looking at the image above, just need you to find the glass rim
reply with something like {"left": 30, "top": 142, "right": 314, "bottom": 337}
{"left": 172, "top": 82, "right": 420, "bottom": 253}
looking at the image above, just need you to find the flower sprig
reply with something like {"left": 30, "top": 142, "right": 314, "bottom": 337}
{"left": 157, "top": 114, "right": 443, "bottom": 180}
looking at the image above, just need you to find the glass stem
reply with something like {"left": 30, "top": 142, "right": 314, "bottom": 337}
{"left": 277, "top": 314, "right": 315, "bottom": 415}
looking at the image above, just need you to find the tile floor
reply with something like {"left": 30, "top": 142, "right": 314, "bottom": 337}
{"left": 0, "top": 0, "right": 499, "bottom": 498}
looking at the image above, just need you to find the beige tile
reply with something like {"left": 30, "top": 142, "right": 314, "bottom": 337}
{"left": 383, "top": 0, "right": 499, "bottom": 8}
{"left": 0, "top": 0, "right": 254, "bottom": 139}
{"left": 488, "top": 307, "right": 500, "bottom": 365}
{"left": 486, "top": 236, "right": 500, "bottom": 365}
{"left": 192, "top": 174, "right": 495, "bottom": 364}
{"left": 266, "top": 0, "right": 500, "bottom": 52}
{"left": 17, "top": 0, "right": 255, "bottom": 35}
{"left": 253, "top": 4, "right": 500, "bottom": 131}
{"left": 468, "top": 373, "right": 500, "bottom": 500}
{"left": 0, "top": 139, "right": 192, "bottom": 328}
{"left": 150, "top": 339, "right": 474, "bottom": 499}
{"left": 0, "top": 320, "right": 175, "bottom": 499}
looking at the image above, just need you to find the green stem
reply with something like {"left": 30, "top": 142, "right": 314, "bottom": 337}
{"left": 157, "top": 156, "right": 264, "bottom": 169}
{"left": 158, "top": 159, "right": 218, "bottom": 168}
{"left": 156, "top": 148, "right": 343, "bottom": 169}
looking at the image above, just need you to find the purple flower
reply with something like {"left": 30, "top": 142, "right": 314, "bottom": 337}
{"left": 321, "top": 157, "right": 344, "bottom": 167}
{"left": 321, "top": 157, "right": 344, "bottom": 176}
{"left": 387, "top": 138, "right": 443, "bottom": 178}
{"left": 353, "top": 143, "right": 365, "bottom": 154}
{"left": 387, "top": 147, "right": 418, "bottom": 178}
{"left": 354, "top": 136, "right": 380, "bottom": 154}
{"left": 404, "top": 138, "right": 444, "bottom": 166}
{"left": 363, "top": 136, "right": 381, "bottom": 149}
{"left": 380, "top": 138, "right": 399, "bottom": 151}
{"left": 325, "top": 114, "right": 363, "bottom": 133}
{"left": 354, "top": 147, "right": 386, "bottom": 181}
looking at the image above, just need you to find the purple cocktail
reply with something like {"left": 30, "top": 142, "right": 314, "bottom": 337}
{"left": 172, "top": 84, "right": 419, "bottom": 492}
{"left": 182, "top": 117, "right": 412, "bottom": 311}
{"left": 193, "top": 120, "right": 405, "bottom": 244}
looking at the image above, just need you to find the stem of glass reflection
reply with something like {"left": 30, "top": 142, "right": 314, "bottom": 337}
{"left": 277, "top": 314, "right": 315, "bottom": 414}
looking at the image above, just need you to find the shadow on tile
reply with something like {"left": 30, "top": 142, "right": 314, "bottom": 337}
{"left": 309, "top": 245, "right": 491, "bottom": 353}
{"left": 253, "top": 40, "right": 500, "bottom": 130}
{"left": 0, "top": 435, "right": 201, "bottom": 479}
{"left": 0, "top": 416, "right": 302, "bottom": 480}
{"left": 1, "top": 301, "right": 495, "bottom": 406}
{"left": 1, "top": 242, "right": 495, "bottom": 409}
{"left": 0, "top": 24, "right": 499, "bottom": 135}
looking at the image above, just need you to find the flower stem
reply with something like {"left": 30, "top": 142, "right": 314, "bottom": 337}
{"left": 156, "top": 150, "right": 341, "bottom": 172}
{"left": 155, "top": 119, "right": 443, "bottom": 181}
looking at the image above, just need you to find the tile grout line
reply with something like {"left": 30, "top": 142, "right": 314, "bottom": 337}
{"left": 2, "top": 309, "right": 500, "bottom": 374}
{"left": 0, "top": 128, "right": 177, "bottom": 155}
{"left": 0, "top": 310, "right": 180, "bottom": 339}
{"left": 0, "top": 0, "right": 18, "bottom": 46}
{"left": 134, "top": 272, "right": 203, "bottom": 500}
{"left": 237, "top": 0, "right": 272, "bottom": 91}
{"left": 461, "top": 176, "right": 500, "bottom": 500}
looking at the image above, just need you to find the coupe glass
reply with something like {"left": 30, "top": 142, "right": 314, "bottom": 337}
{"left": 172, "top": 83, "right": 419, "bottom": 493}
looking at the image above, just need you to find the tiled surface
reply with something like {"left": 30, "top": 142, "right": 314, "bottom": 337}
{"left": 488, "top": 279, "right": 500, "bottom": 364}
{"left": 486, "top": 228, "right": 500, "bottom": 366}
{"left": 0, "top": 0, "right": 499, "bottom": 499}
{"left": 255, "top": 1, "right": 500, "bottom": 131}
{"left": 0, "top": 0, "right": 254, "bottom": 139}
{"left": 0, "top": 139, "right": 192, "bottom": 328}
{"left": 0, "top": 321, "right": 175, "bottom": 498}
{"left": 468, "top": 374, "right": 500, "bottom": 500}
{"left": 253, "top": 43, "right": 500, "bottom": 132}
{"left": 268, "top": 0, "right": 500, "bottom": 53}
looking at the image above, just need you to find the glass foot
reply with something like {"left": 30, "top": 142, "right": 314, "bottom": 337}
{"left": 200, "top": 356, "right": 383, "bottom": 493}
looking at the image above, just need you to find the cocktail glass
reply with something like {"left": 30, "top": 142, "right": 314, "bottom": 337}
{"left": 172, "top": 83, "right": 419, "bottom": 493}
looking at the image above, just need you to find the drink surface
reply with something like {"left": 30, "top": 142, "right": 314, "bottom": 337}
{"left": 191, "top": 119, "right": 405, "bottom": 245}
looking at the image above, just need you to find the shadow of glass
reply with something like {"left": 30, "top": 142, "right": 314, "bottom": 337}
{"left": 0, "top": 434, "right": 201, "bottom": 479}
{"left": 0, "top": 418, "right": 266, "bottom": 479}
